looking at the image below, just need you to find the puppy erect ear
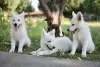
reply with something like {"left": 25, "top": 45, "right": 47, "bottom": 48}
{"left": 77, "top": 11, "right": 83, "bottom": 21}
{"left": 48, "top": 29, "right": 55, "bottom": 36}
{"left": 20, "top": 12, "right": 25, "bottom": 17}
{"left": 12, "top": 12, "right": 16, "bottom": 16}
{"left": 72, "top": 11, "right": 76, "bottom": 17}
{"left": 42, "top": 28, "right": 47, "bottom": 37}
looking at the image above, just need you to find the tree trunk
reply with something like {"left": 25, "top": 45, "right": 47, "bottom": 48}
{"left": 39, "top": 0, "right": 66, "bottom": 37}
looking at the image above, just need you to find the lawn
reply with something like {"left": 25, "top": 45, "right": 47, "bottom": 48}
{"left": 0, "top": 17, "right": 100, "bottom": 61}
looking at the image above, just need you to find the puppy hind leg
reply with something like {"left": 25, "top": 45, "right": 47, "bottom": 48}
{"left": 87, "top": 43, "right": 95, "bottom": 54}
{"left": 87, "top": 49, "right": 93, "bottom": 54}
{"left": 26, "top": 37, "right": 31, "bottom": 47}
{"left": 87, "top": 47, "right": 94, "bottom": 54}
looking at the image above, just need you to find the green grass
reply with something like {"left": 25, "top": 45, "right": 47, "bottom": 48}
{"left": 0, "top": 17, "right": 100, "bottom": 61}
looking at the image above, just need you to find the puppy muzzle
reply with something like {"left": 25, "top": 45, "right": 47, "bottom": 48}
{"left": 46, "top": 44, "right": 55, "bottom": 50}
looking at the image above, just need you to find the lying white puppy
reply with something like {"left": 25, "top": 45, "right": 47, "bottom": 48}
{"left": 67, "top": 11, "right": 95, "bottom": 57}
{"left": 9, "top": 12, "right": 31, "bottom": 53}
{"left": 31, "top": 29, "right": 72, "bottom": 56}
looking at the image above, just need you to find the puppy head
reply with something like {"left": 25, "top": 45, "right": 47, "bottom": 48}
{"left": 67, "top": 11, "right": 83, "bottom": 34}
{"left": 11, "top": 12, "right": 25, "bottom": 30}
{"left": 42, "top": 28, "right": 55, "bottom": 50}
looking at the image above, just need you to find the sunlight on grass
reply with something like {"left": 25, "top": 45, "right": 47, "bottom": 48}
{"left": 25, "top": 17, "right": 46, "bottom": 28}
{"left": 87, "top": 22, "right": 100, "bottom": 27}
{"left": 62, "top": 17, "right": 100, "bottom": 27}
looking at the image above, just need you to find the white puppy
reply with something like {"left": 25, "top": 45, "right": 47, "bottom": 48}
{"left": 31, "top": 29, "right": 72, "bottom": 56}
{"left": 9, "top": 12, "right": 31, "bottom": 53}
{"left": 67, "top": 11, "right": 95, "bottom": 57}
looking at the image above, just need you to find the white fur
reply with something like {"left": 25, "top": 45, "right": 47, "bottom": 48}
{"left": 31, "top": 29, "right": 72, "bottom": 56}
{"left": 9, "top": 12, "right": 31, "bottom": 53}
{"left": 68, "top": 11, "right": 95, "bottom": 57}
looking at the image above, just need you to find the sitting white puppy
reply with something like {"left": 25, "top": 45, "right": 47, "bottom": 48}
{"left": 67, "top": 11, "right": 95, "bottom": 57}
{"left": 9, "top": 12, "right": 31, "bottom": 53}
{"left": 31, "top": 28, "right": 72, "bottom": 56}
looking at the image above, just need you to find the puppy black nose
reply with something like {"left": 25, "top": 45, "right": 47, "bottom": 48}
{"left": 14, "top": 23, "right": 17, "bottom": 27}
{"left": 67, "top": 29, "right": 69, "bottom": 31}
{"left": 52, "top": 46, "right": 55, "bottom": 49}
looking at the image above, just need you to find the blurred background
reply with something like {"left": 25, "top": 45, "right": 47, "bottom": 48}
{"left": 1, "top": 0, "right": 100, "bottom": 21}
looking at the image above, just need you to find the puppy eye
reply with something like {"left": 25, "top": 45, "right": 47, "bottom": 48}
{"left": 48, "top": 41, "right": 51, "bottom": 42}
{"left": 72, "top": 24, "right": 75, "bottom": 26}
{"left": 18, "top": 19, "right": 20, "bottom": 21}
{"left": 13, "top": 20, "right": 15, "bottom": 21}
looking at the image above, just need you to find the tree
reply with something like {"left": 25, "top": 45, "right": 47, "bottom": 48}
{"left": 0, "top": 0, "right": 32, "bottom": 17}
{"left": 16, "top": 0, "right": 33, "bottom": 13}
{"left": 93, "top": 0, "right": 100, "bottom": 15}
{"left": 39, "top": 0, "right": 66, "bottom": 37}
{"left": 0, "top": 0, "right": 32, "bottom": 13}
{"left": 83, "top": 0, "right": 100, "bottom": 15}
{"left": 5, "top": 0, "right": 20, "bottom": 12}
{"left": 64, "top": 0, "right": 84, "bottom": 12}
{"left": 83, "top": 0, "right": 93, "bottom": 13}
{"left": 0, "top": 0, "right": 7, "bottom": 10}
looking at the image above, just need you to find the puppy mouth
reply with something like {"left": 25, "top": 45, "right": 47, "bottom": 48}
{"left": 14, "top": 24, "right": 22, "bottom": 31}
{"left": 71, "top": 28, "right": 78, "bottom": 34}
{"left": 46, "top": 44, "right": 55, "bottom": 50}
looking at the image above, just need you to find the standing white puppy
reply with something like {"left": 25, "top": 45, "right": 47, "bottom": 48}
{"left": 67, "top": 11, "right": 95, "bottom": 57}
{"left": 9, "top": 12, "right": 31, "bottom": 53}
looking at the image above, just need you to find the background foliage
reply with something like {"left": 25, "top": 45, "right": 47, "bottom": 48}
{"left": 0, "top": 0, "right": 100, "bottom": 15}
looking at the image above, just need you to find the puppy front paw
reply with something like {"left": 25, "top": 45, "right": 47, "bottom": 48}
{"left": 31, "top": 51, "right": 37, "bottom": 55}
{"left": 18, "top": 50, "right": 23, "bottom": 53}
{"left": 36, "top": 51, "right": 44, "bottom": 56}
{"left": 82, "top": 54, "right": 87, "bottom": 57}
{"left": 69, "top": 52, "right": 75, "bottom": 56}
{"left": 9, "top": 49, "right": 14, "bottom": 53}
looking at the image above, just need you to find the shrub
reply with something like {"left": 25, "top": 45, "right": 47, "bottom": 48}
{"left": 0, "top": 8, "right": 8, "bottom": 28}
{"left": 91, "top": 16, "right": 100, "bottom": 21}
